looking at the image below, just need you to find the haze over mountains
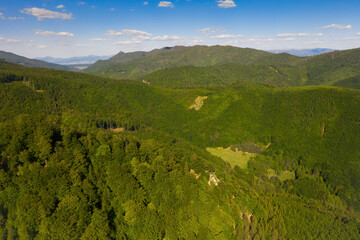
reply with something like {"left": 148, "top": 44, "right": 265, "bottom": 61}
{"left": 267, "top": 48, "right": 335, "bottom": 57}
{"left": 35, "top": 55, "right": 113, "bottom": 66}
{"left": 0, "top": 50, "right": 78, "bottom": 72}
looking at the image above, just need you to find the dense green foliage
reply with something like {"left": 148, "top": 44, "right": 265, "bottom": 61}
{"left": 141, "top": 64, "right": 308, "bottom": 88}
{"left": 1, "top": 60, "right": 360, "bottom": 239}
{"left": 84, "top": 45, "right": 301, "bottom": 79}
{"left": 333, "top": 75, "right": 360, "bottom": 89}
{"left": 0, "top": 51, "right": 77, "bottom": 72}
{"left": 85, "top": 46, "right": 360, "bottom": 90}
{"left": 302, "top": 48, "right": 360, "bottom": 86}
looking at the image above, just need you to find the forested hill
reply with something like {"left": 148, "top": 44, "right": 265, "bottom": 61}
{"left": 84, "top": 46, "right": 360, "bottom": 89}
{"left": 1, "top": 60, "right": 360, "bottom": 239}
{"left": 83, "top": 45, "right": 302, "bottom": 79}
{"left": 141, "top": 64, "right": 308, "bottom": 88}
{"left": 0, "top": 50, "right": 77, "bottom": 71}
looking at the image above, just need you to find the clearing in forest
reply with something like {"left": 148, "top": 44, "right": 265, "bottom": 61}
{"left": 206, "top": 147, "right": 256, "bottom": 169}
{"left": 189, "top": 96, "right": 208, "bottom": 111}
{"left": 267, "top": 169, "right": 295, "bottom": 181}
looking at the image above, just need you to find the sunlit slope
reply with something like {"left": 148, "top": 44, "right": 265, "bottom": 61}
{"left": 141, "top": 64, "right": 308, "bottom": 88}
{"left": 84, "top": 46, "right": 360, "bottom": 89}
{"left": 84, "top": 45, "right": 302, "bottom": 79}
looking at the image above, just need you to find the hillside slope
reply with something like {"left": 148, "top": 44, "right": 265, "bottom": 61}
{"left": 84, "top": 45, "right": 302, "bottom": 79}
{"left": 141, "top": 64, "right": 308, "bottom": 88}
{"left": 300, "top": 48, "right": 360, "bottom": 86}
{"left": 0, "top": 51, "right": 77, "bottom": 71}
{"left": 1, "top": 61, "right": 360, "bottom": 239}
{"left": 84, "top": 46, "right": 360, "bottom": 89}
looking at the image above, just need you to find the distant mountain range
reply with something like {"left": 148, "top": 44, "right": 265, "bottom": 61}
{"left": 0, "top": 51, "right": 77, "bottom": 71}
{"left": 35, "top": 55, "right": 113, "bottom": 65}
{"left": 84, "top": 45, "right": 301, "bottom": 79}
{"left": 267, "top": 48, "right": 335, "bottom": 57}
{"left": 82, "top": 45, "right": 360, "bottom": 89}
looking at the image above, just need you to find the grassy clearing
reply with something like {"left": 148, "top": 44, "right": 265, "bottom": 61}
{"left": 267, "top": 169, "right": 295, "bottom": 182}
{"left": 189, "top": 96, "right": 208, "bottom": 111}
{"left": 206, "top": 147, "right": 255, "bottom": 169}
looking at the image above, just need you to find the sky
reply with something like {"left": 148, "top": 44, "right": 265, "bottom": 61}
{"left": 0, "top": 0, "right": 360, "bottom": 58}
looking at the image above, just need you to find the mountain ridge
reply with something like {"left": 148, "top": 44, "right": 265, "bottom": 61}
{"left": 83, "top": 45, "right": 302, "bottom": 79}
{"left": 0, "top": 50, "right": 77, "bottom": 71}
{"left": 268, "top": 48, "right": 335, "bottom": 57}
{"left": 35, "top": 55, "right": 113, "bottom": 65}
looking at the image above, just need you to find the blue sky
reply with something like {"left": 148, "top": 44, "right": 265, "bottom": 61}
{"left": 0, "top": 0, "right": 360, "bottom": 58}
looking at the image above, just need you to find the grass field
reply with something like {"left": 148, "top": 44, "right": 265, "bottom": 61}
{"left": 206, "top": 147, "right": 256, "bottom": 169}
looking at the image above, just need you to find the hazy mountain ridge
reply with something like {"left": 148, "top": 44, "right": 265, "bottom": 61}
{"left": 0, "top": 50, "right": 77, "bottom": 71}
{"left": 268, "top": 48, "right": 335, "bottom": 57}
{"left": 36, "top": 55, "right": 113, "bottom": 65}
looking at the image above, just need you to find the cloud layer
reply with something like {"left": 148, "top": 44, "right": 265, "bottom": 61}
{"left": 211, "top": 34, "right": 243, "bottom": 39}
{"left": 277, "top": 33, "right": 323, "bottom": 37}
{"left": 0, "top": 35, "right": 21, "bottom": 44}
{"left": 21, "top": 7, "right": 73, "bottom": 20}
{"left": 321, "top": 24, "right": 352, "bottom": 30}
{"left": 34, "top": 30, "right": 74, "bottom": 37}
{"left": 217, "top": 0, "right": 236, "bottom": 8}
{"left": 158, "top": 1, "right": 174, "bottom": 8}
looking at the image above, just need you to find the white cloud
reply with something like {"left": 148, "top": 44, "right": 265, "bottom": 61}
{"left": 90, "top": 38, "right": 107, "bottom": 41}
{"left": 144, "top": 1, "right": 149, "bottom": 5}
{"left": 277, "top": 33, "right": 323, "bottom": 37}
{"left": 56, "top": 5, "right": 65, "bottom": 9}
{"left": 122, "top": 29, "right": 152, "bottom": 36}
{"left": 321, "top": 24, "right": 352, "bottom": 30}
{"left": 106, "top": 30, "right": 123, "bottom": 36}
{"left": 116, "top": 40, "right": 142, "bottom": 45}
{"left": 34, "top": 30, "right": 74, "bottom": 37}
{"left": 158, "top": 1, "right": 174, "bottom": 8}
{"left": 178, "top": 38, "right": 205, "bottom": 45}
{"left": 217, "top": 0, "right": 236, "bottom": 8}
{"left": 106, "top": 29, "right": 152, "bottom": 37}
{"left": 133, "top": 35, "right": 152, "bottom": 41}
{"left": 198, "top": 27, "right": 226, "bottom": 35}
{"left": 78, "top": 2, "right": 86, "bottom": 5}
{"left": 187, "top": 39, "right": 205, "bottom": 44}
{"left": 37, "top": 45, "right": 47, "bottom": 49}
{"left": 0, "top": 13, "right": 5, "bottom": 20}
{"left": 357, "top": 33, "right": 360, "bottom": 35}
{"left": 211, "top": 34, "right": 243, "bottom": 39}
{"left": 8, "top": 17, "right": 24, "bottom": 20}
{"left": 110, "top": 8, "right": 116, "bottom": 11}
{"left": 0, "top": 35, "right": 21, "bottom": 44}
{"left": 151, "top": 35, "right": 184, "bottom": 41}
{"left": 284, "top": 38, "right": 296, "bottom": 41}
{"left": 20, "top": 7, "right": 73, "bottom": 20}
{"left": 244, "top": 38, "right": 273, "bottom": 43}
